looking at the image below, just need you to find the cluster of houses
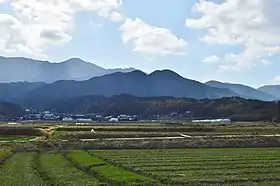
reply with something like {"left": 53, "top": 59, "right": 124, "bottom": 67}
{"left": 104, "top": 115, "right": 139, "bottom": 122}
{"left": 20, "top": 109, "right": 139, "bottom": 122}
{"left": 3, "top": 108, "right": 233, "bottom": 124}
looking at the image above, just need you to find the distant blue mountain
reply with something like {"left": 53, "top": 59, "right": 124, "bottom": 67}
{"left": 206, "top": 81, "right": 278, "bottom": 101}
{"left": 0, "top": 56, "right": 135, "bottom": 83}
{"left": 258, "top": 85, "right": 280, "bottom": 100}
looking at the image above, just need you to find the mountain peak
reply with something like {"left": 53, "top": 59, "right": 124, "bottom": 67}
{"left": 64, "top": 58, "right": 86, "bottom": 63}
{"left": 113, "top": 70, "right": 147, "bottom": 77}
{"left": 149, "top": 69, "right": 183, "bottom": 79}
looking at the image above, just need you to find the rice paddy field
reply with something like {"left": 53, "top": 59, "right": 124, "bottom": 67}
{"left": 1, "top": 148, "right": 280, "bottom": 185}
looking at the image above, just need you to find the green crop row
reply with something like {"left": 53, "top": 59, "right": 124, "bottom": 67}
{"left": 94, "top": 148, "right": 280, "bottom": 156}
{"left": 117, "top": 160, "right": 280, "bottom": 169}
{"left": 138, "top": 163, "right": 280, "bottom": 172}
{"left": 105, "top": 154, "right": 280, "bottom": 161}
{"left": 66, "top": 150, "right": 161, "bottom": 186}
{"left": 114, "top": 157, "right": 280, "bottom": 165}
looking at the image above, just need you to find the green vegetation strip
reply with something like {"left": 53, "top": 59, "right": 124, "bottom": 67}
{"left": 104, "top": 154, "right": 280, "bottom": 160}
{"left": 39, "top": 152, "right": 100, "bottom": 186}
{"left": 53, "top": 131, "right": 181, "bottom": 140}
{"left": 94, "top": 148, "right": 280, "bottom": 156}
{"left": 55, "top": 126, "right": 280, "bottom": 135}
{"left": 67, "top": 150, "right": 161, "bottom": 186}
{"left": 0, "top": 152, "right": 44, "bottom": 186}
{"left": 139, "top": 164, "right": 280, "bottom": 172}
{"left": 115, "top": 157, "right": 280, "bottom": 164}
{"left": 0, "top": 136, "right": 34, "bottom": 141}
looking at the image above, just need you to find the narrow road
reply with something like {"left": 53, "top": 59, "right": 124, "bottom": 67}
{"left": 80, "top": 136, "right": 185, "bottom": 141}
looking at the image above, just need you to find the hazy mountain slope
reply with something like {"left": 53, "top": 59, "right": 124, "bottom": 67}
{"left": 258, "top": 85, "right": 280, "bottom": 99}
{"left": 205, "top": 81, "right": 277, "bottom": 101}
{"left": 0, "top": 56, "right": 135, "bottom": 83}
{"left": 0, "top": 82, "right": 45, "bottom": 102}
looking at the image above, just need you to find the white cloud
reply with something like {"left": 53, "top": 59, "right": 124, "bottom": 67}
{"left": 186, "top": 0, "right": 280, "bottom": 70}
{"left": 203, "top": 55, "right": 220, "bottom": 64}
{"left": 120, "top": 18, "right": 188, "bottom": 56}
{"left": 40, "top": 27, "right": 72, "bottom": 44}
{"left": 109, "top": 11, "right": 124, "bottom": 22}
{"left": 0, "top": 0, "right": 123, "bottom": 58}
{"left": 274, "top": 76, "right": 280, "bottom": 83}
{"left": 0, "top": 14, "right": 25, "bottom": 54}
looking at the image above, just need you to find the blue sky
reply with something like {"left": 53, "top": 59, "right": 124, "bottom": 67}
{"left": 0, "top": 0, "right": 280, "bottom": 87}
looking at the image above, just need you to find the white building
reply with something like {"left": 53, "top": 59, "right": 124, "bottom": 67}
{"left": 62, "top": 117, "right": 74, "bottom": 122}
{"left": 192, "top": 118, "right": 231, "bottom": 123}
{"left": 109, "top": 118, "right": 119, "bottom": 122}
{"left": 76, "top": 118, "right": 93, "bottom": 122}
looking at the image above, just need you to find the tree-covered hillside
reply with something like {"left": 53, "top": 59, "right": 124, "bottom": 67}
{"left": 49, "top": 95, "right": 277, "bottom": 122}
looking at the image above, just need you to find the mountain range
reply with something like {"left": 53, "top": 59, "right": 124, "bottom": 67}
{"left": 0, "top": 56, "right": 135, "bottom": 83}
{"left": 23, "top": 70, "right": 238, "bottom": 100}
{"left": 0, "top": 56, "right": 279, "bottom": 109}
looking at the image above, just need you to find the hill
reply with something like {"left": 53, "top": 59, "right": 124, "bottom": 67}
{"left": 205, "top": 81, "right": 277, "bottom": 101}
{"left": 20, "top": 70, "right": 238, "bottom": 106}
{"left": 0, "top": 56, "right": 135, "bottom": 83}
{"left": 258, "top": 85, "right": 280, "bottom": 99}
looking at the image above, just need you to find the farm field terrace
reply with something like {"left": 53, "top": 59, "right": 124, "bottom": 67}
{"left": 1, "top": 148, "right": 280, "bottom": 185}
{"left": 48, "top": 123, "right": 280, "bottom": 141}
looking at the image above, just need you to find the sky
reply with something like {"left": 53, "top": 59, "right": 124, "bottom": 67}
{"left": 0, "top": 0, "right": 280, "bottom": 88}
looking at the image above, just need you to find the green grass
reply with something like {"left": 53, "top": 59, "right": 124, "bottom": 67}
{"left": 91, "top": 148, "right": 280, "bottom": 185}
{"left": 67, "top": 150, "right": 160, "bottom": 186}
{"left": 0, "top": 148, "right": 12, "bottom": 163}
{"left": 0, "top": 152, "right": 44, "bottom": 186}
